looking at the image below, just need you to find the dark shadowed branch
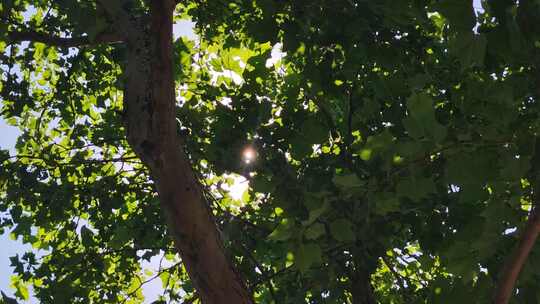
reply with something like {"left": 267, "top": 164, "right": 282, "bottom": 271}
{"left": 493, "top": 139, "right": 540, "bottom": 304}
{"left": 7, "top": 30, "right": 124, "bottom": 47}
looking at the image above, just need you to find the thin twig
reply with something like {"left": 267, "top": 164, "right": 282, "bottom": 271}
{"left": 380, "top": 255, "right": 409, "bottom": 291}
{"left": 2, "top": 154, "right": 140, "bottom": 165}
{"left": 121, "top": 262, "right": 182, "bottom": 304}
{"left": 235, "top": 241, "right": 277, "bottom": 302}
{"left": 183, "top": 292, "right": 199, "bottom": 304}
{"left": 7, "top": 30, "right": 124, "bottom": 47}
{"left": 252, "top": 265, "right": 294, "bottom": 288}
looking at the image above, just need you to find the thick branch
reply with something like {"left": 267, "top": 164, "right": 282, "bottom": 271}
{"left": 7, "top": 30, "right": 124, "bottom": 47}
{"left": 494, "top": 139, "right": 540, "bottom": 304}
{"left": 493, "top": 211, "right": 540, "bottom": 304}
{"left": 351, "top": 270, "right": 376, "bottom": 304}
{"left": 120, "top": 0, "right": 253, "bottom": 303}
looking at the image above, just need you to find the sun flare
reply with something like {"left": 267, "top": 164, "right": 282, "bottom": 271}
{"left": 242, "top": 147, "right": 257, "bottom": 163}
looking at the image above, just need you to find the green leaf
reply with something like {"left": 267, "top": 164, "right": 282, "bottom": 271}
{"left": 500, "top": 156, "right": 530, "bottom": 180}
{"left": 396, "top": 177, "right": 436, "bottom": 202}
{"left": 295, "top": 243, "right": 322, "bottom": 273}
{"left": 445, "top": 152, "right": 497, "bottom": 186}
{"left": 434, "top": 0, "right": 475, "bottom": 32}
{"left": 302, "top": 117, "right": 328, "bottom": 144}
{"left": 409, "top": 73, "right": 431, "bottom": 89}
{"left": 375, "top": 198, "right": 400, "bottom": 216}
{"left": 290, "top": 134, "right": 313, "bottom": 159}
{"left": 110, "top": 225, "right": 130, "bottom": 249}
{"left": 333, "top": 173, "right": 363, "bottom": 188}
{"left": 329, "top": 219, "right": 355, "bottom": 242}
{"left": 159, "top": 271, "right": 171, "bottom": 289}
{"left": 449, "top": 32, "right": 487, "bottom": 68}
{"left": 251, "top": 175, "right": 276, "bottom": 193}
{"left": 4, "top": 0, "right": 540, "bottom": 300}
{"left": 32, "top": 43, "right": 46, "bottom": 61}
{"left": 359, "top": 149, "right": 372, "bottom": 161}
{"left": 304, "top": 223, "right": 325, "bottom": 240}
{"left": 403, "top": 93, "right": 447, "bottom": 142}
{"left": 268, "top": 219, "right": 294, "bottom": 241}
{"left": 10, "top": 276, "right": 28, "bottom": 300}
{"left": 290, "top": 116, "right": 329, "bottom": 159}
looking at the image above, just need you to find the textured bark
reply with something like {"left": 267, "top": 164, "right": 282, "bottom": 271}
{"left": 493, "top": 211, "right": 540, "bottom": 304}
{"left": 351, "top": 270, "right": 376, "bottom": 304}
{"left": 493, "top": 139, "right": 540, "bottom": 304}
{"left": 121, "top": 1, "right": 253, "bottom": 303}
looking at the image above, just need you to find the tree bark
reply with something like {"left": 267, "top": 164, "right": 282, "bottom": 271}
{"left": 493, "top": 139, "right": 540, "bottom": 304}
{"left": 351, "top": 270, "right": 376, "bottom": 304}
{"left": 493, "top": 210, "right": 540, "bottom": 304}
{"left": 121, "top": 0, "right": 253, "bottom": 303}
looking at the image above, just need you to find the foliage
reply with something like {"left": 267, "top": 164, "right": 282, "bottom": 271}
{"left": 1, "top": 0, "right": 540, "bottom": 303}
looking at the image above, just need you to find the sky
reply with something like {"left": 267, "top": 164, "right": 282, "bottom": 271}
{"left": 0, "top": 0, "right": 484, "bottom": 302}
{"left": 0, "top": 123, "right": 23, "bottom": 299}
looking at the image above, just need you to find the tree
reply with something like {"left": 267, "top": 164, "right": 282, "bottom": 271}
{"left": 1, "top": 0, "right": 540, "bottom": 303}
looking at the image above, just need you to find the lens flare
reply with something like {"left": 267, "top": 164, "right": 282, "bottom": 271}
{"left": 242, "top": 147, "right": 257, "bottom": 164}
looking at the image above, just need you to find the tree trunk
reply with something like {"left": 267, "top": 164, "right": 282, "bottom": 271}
{"left": 122, "top": 1, "right": 253, "bottom": 303}
{"left": 351, "top": 270, "right": 376, "bottom": 304}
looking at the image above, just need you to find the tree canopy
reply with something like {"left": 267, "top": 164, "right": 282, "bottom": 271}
{"left": 1, "top": 0, "right": 540, "bottom": 303}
